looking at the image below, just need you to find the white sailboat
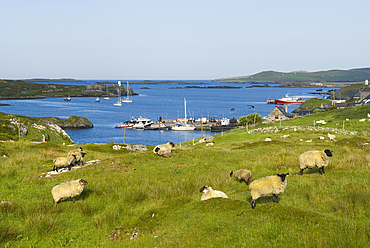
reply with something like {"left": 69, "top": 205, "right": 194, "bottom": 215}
{"left": 121, "top": 81, "right": 133, "bottom": 103}
{"left": 172, "top": 98, "right": 196, "bottom": 131}
{"left": 113, "top": 88, "right": 122, "bottom": 106}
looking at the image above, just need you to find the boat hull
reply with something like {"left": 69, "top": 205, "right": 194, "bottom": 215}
{"left": 275, "top": 100, "right": 302, "bottom": 104}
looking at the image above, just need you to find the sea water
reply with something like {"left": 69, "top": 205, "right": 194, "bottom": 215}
{"left": 0, "top": 81, "right": 337, "bottom": 145}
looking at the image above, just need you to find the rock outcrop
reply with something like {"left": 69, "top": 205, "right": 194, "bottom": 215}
{"left": 38, "top": 116, "right": 93, "bottom": 129}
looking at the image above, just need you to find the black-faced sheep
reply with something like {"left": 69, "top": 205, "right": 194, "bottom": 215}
{"left": 199, "top": 186, "right": 228, "bottom": 201}
{"left": 299, "top": 149, "right": 333, "bottom": 175}
{"left": 249, "top": 173, "right": 289, "bottom": 209}
{"left": 230, "top": 169, "right": 252, "bottom": 185}
{"left": 51, "top": 179, "right": 88, "bottom": 206}
{"left": 53, "top": 154, "right": 77, "bottom": 172}
{"left": 153, "top": 142, "right": 175, "bottom": 157}
{"left": 68, "top": 147, "right": 86, "bottom": 165}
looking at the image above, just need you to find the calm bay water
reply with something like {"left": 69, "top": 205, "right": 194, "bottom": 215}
{"left": 0, "top": 80, "right": 338, "bottom": 145}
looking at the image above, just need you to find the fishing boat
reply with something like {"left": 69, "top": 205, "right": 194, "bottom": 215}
{"left": 95, "top": 97, "right": 100, "bottom": 102}
{"left": 64, "top": 95, "right": 71, "bottom": 101}
{"left": 172, "top": 98, "right": 196, "bottom": 131}
{"left": 210, "top": 118, "right": 238, "bottom": 132}
{"left": 275, "top": 94, "right": 303, "bottom": 104}
{"left": 121, "top": 81, "right": 133, "bottom": 103}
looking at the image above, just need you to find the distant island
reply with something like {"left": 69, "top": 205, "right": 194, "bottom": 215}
{"left": 170, "top": 86, "right": 242, "bottom": 89}
{"left": 24, "top": 78, "right": 83, "bottom": 82}
{"left": 216, "top": 67, "right": 370, "bottom": 83}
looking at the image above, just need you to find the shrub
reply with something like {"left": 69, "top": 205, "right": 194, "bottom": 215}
{"left": 326, "top": 106, "right": 338, "bottom": 111}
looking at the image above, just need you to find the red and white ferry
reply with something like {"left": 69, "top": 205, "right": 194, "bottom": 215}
{"left": 275, "top": 94, "right": 303, "bottom": 104}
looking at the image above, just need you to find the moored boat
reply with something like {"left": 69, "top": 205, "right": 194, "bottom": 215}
{"left": 275, "top": 94, "right": 303, "bottom": 104}
{"left": 132, "top": 117, "right": 154, "bottom": 129}
{"left": 144, "top": 122, "right": 170, "bottom": 130}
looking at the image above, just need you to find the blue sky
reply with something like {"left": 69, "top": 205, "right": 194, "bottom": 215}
{"left": 1, "top": 0, "right": 369, "bottom": 80}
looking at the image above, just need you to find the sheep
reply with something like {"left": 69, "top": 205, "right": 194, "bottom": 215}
{"left": 68, "top": 147, "right": 86, "bottom": 165}
{"left": 51, "top": 179, "right": 88, "bottom": 206}
{"left": 318, "top": 136, "right": 325, "bottom": 140}
{"left": 265, "top": 137, "right": 272, "bottom": 142}
{"left": 67, "top": 147, "right": 83, "bottom": 156}
{"left": 53, "top": 154, "right": 77, "bottom": 172}
{"left": 199, "top": 186, "right": 228, "bottom": 201}
{"left": 299, "top": 149, "right": 333, "bottom": 175}
{"left": 230, "top": 169, "right": 252, "bottom": 185}
{"left": 327, "top": 133, "right": 336, "bottom": 142}
{"left": 153, "top": 142, "right": 175, "bottom": 158}
{"left": 249, "top": 173, "right": 289, "bottom": 209}
{"left": 206, "top": 142, "right": 215, "bottom": 146}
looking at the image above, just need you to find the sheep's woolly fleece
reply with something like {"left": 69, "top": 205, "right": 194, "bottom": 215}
{"left": 40, "top": 159, "right": 100, "bottom": 178}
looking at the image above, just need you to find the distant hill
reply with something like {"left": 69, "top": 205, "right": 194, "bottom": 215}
{"left": 216, "top": 67, "right": 370, "bottom": 83}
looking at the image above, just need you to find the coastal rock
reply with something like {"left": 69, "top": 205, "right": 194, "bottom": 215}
{"left": 38, "top": 116, "right": 93, "bottom": 129}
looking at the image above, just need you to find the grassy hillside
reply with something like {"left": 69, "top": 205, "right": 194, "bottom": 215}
{"left": 218, "top": 67, "right": 370, "bottom": 83}
{"left": 1, "top": 106, "right": 370, "bottom": 247}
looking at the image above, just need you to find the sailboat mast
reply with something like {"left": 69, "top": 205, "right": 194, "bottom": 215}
{"left": 184, "top": 98, "right": 187, "bottom": 124}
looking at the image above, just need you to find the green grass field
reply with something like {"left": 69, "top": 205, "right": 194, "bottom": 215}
{"left": 1, "top": 106, "right": 370, "bottom": 247}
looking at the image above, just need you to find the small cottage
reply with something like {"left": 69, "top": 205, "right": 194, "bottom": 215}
{"left": 266, "top": 106, "right": 293, "bottom": 123}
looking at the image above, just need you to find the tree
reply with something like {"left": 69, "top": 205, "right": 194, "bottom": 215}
{"left": 238, "top": 113, "right": 263, "bottom": 126}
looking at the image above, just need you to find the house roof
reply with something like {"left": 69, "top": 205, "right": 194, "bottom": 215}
{"left": 273, "top": 105, "right": 293, "bottom": 118}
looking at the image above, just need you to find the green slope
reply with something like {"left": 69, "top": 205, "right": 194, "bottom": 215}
{"left": 1, "top": 106, "right": 370, "bottom": 247}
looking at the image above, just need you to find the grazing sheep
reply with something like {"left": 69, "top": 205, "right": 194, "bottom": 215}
{"left": 206, "top": 142, "right": 215, "bottom": 146}
{"left": 68, "top": 147, "right": 86, "bottom": 165}
{"left": 199, "top": 186, "right": 228, "bottom": 201}
{"left": 249, "top": 173, "right": 289, "bottom": 209}
{"left": 318, "top": 136, "right": 325, "bottom": 140}
{"left": 359, "top": 118, "right": 366, "bottom": 122}
{"left": 53, "top": 155, "right": 77, "bottom": 172}
{"left": 153, "top": 142, "right": 175, "bottom": 157}
{"left": 230, "top": 169, "right": 252, "bottom": 185}
{"left": 67, "top": 147, "right": 83, "bottom": 156}
{"left": 51, "top": 179, "right": 88, "bottom": 206}
{"left": 299, "top": 149, "right": 333, "bottom": 175}
{"left": 327, "top": 133, "right": 336, "bottom": 142}
{"left": 265, "top": 137, "right": 272, "bottom": 142}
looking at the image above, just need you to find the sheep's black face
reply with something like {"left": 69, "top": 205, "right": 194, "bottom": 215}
{"left": 230, "top": 171, "right": 234, "bottom": 177}
{"left": 324, "top": 149, "right": 333, "bottom": 157}
{"left": 154, "top": 147, "right": 160, "bottom": 153}
{"left": 169, "top": 142, "right": 175, "bottom": 147}
{"left": 80, "top": 179, "right": 88, "bottom": 185}
{"left": 277, "top": 173, "right": 289, "bottom": 182}
{"left": 199, "top": 186, "right": 208, "bottom": 193}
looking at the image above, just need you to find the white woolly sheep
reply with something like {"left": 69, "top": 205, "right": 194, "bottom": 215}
{"left": 318, "top": 136, "right": 325, "bottom": 140}
{"left": 51, "top": 179, "right": 88, "bottom": 206}
{"left": 153, "top": 142, "right": 175, "bottom": 157}
{"left": 249, "top": 173, "right": 289, "bottom": 209}
{"left": 199, "top": 186, "right": 228, "bottom": 201}
{"left": 230, "top": 169, "right": 252, "bottom": 185}
{"left": 327, "top": 133, "right": 336, "bottom": 142}
{"left": 206, "top": 142, "right": 215, "bottom": 146}
{"left": 53, "top": 154, "right": 77, "bottom": 172}
{"left": 299, "top": 149, "right": 333, "bottom": 175}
